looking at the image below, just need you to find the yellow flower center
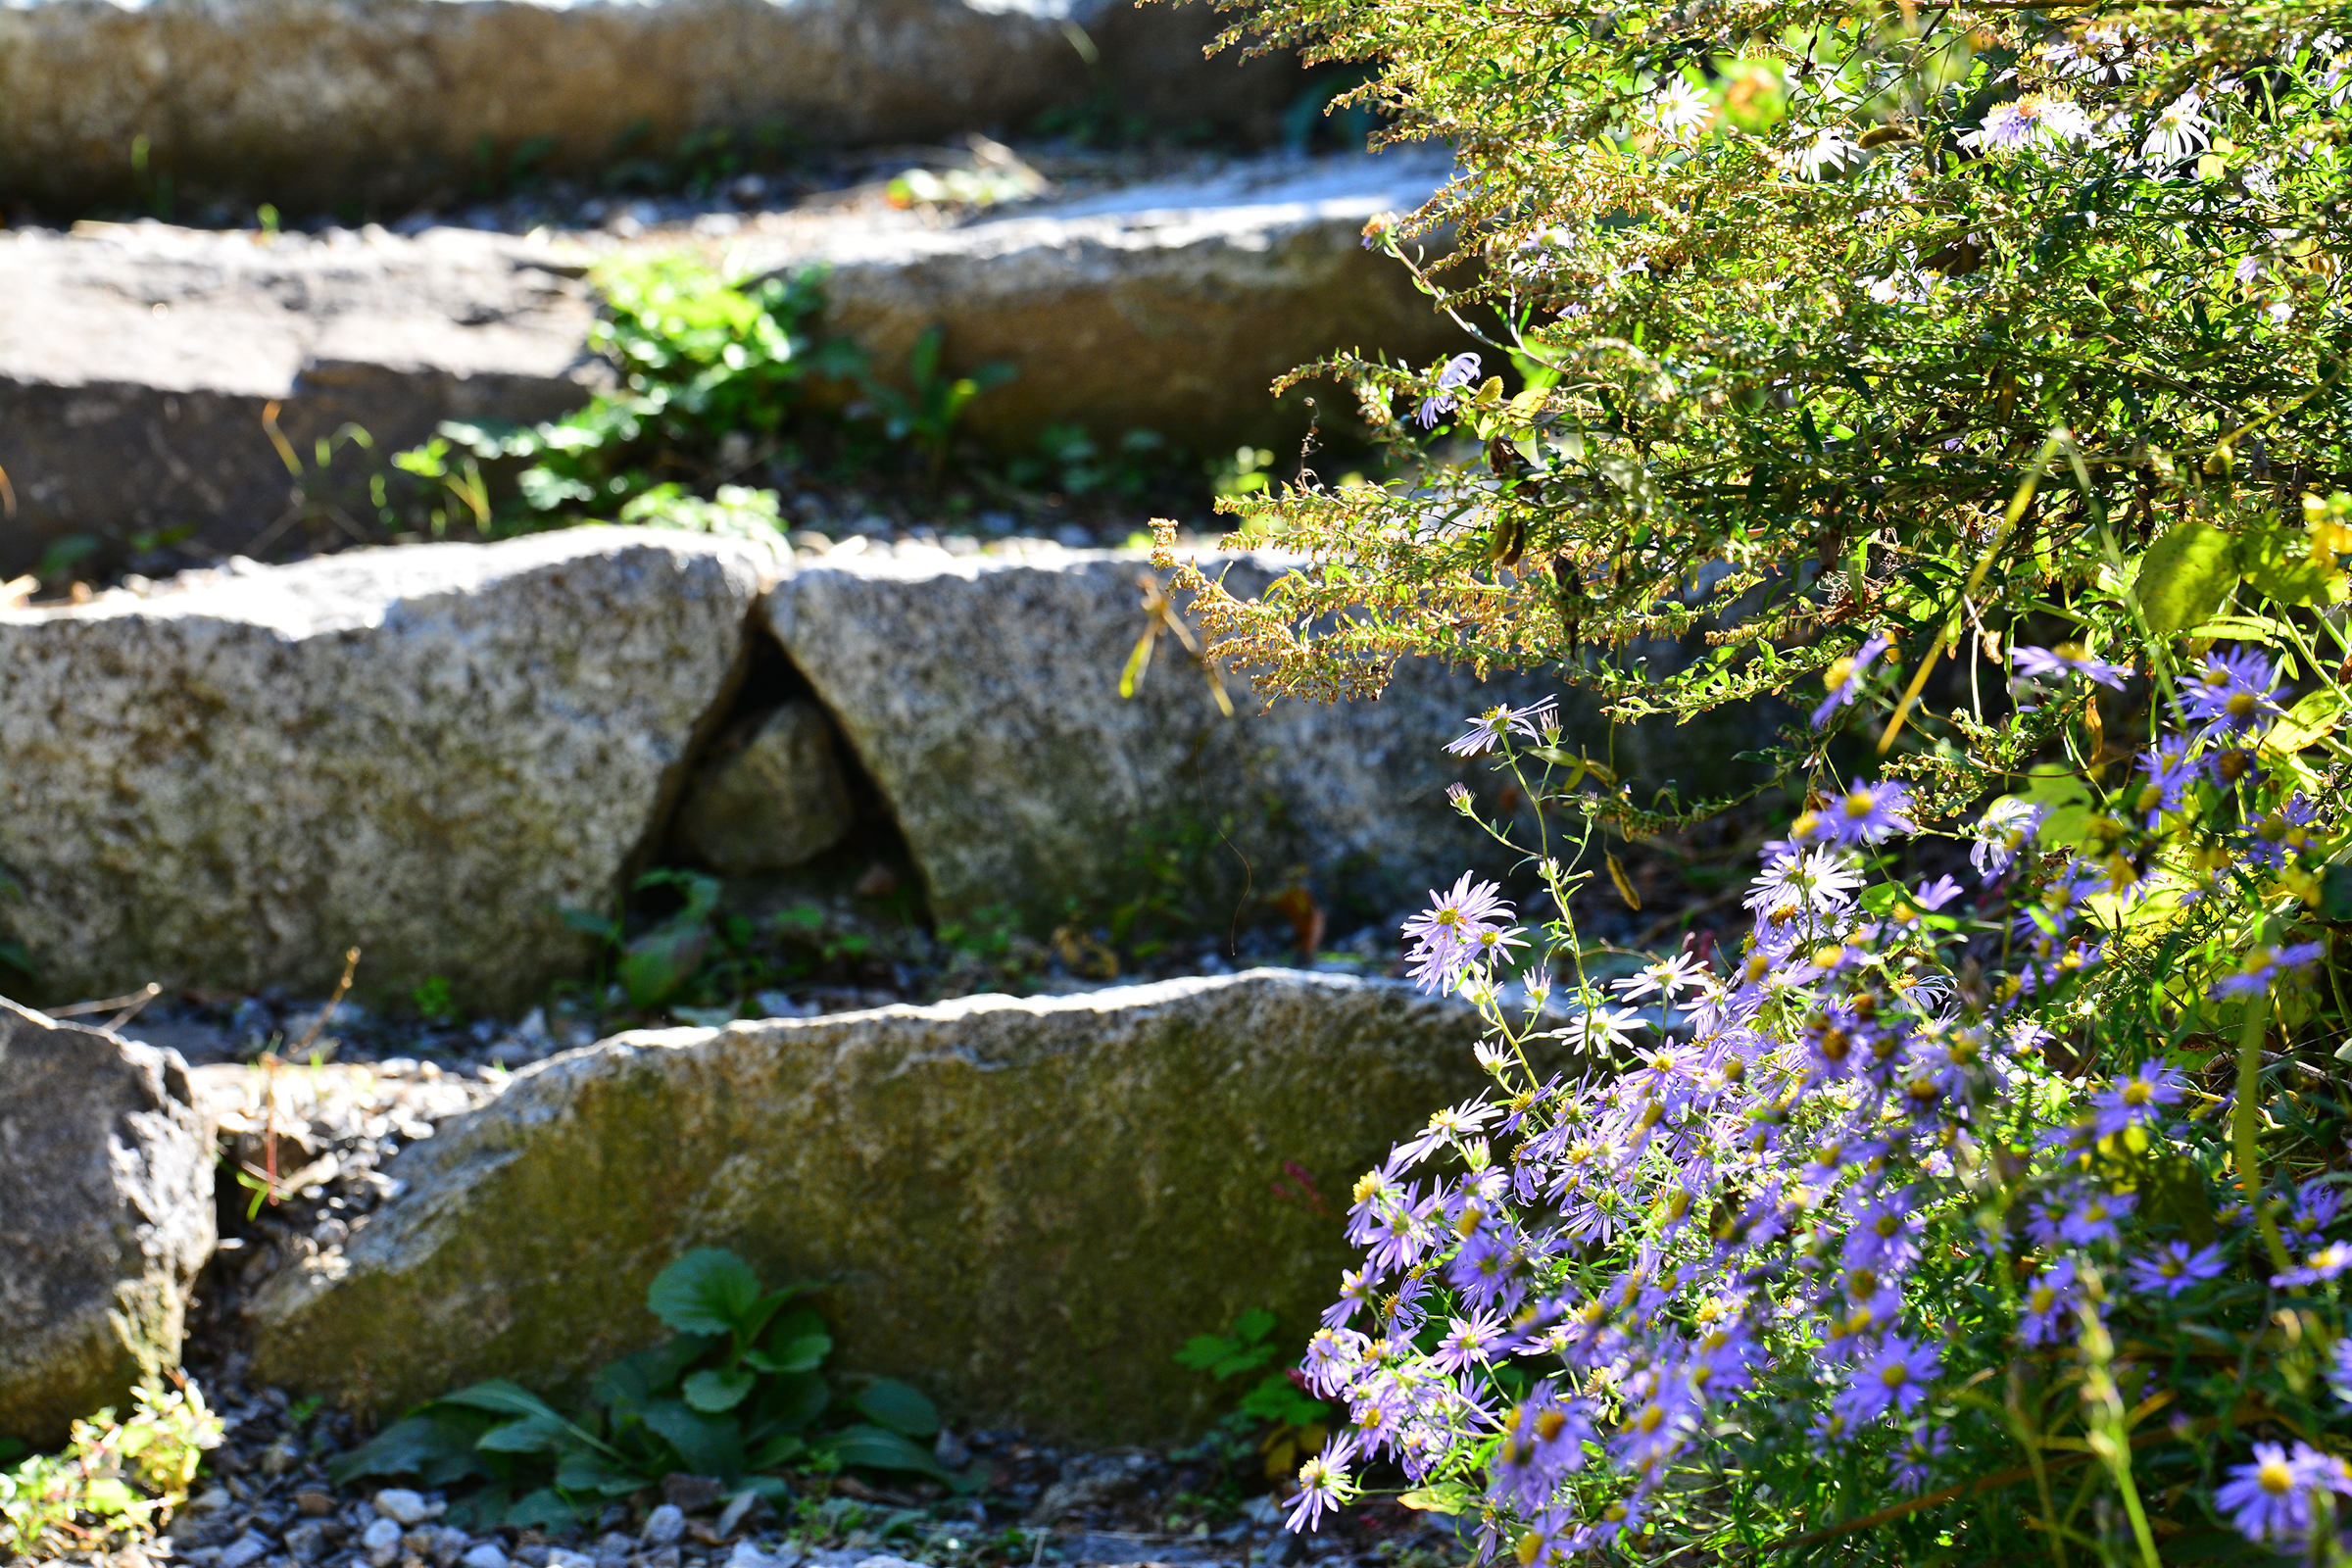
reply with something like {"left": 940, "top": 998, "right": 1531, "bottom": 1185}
{"left": 1843, "top": 790, "right": 1877, "bottom": 818}
{"left": 2260, "top": 1460, "right": 2295, "bottom": 1495}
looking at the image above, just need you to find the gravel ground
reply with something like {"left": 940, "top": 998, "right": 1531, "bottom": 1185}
{"left": 19, "top": 1365, "right": 1467, "bottom": 1568}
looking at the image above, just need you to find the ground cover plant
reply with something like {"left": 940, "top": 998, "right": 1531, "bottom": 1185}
{"left": 1158, "top": 0, "right": 2352, "bottom": 1558}
{"left": 330, "top": 1250, "right": 962, "bottom": 1531}
{"left": 0, "top": 1381, "right": 220, "bottom": 1556}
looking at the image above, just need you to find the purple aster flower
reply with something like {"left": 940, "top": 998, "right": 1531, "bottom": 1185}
{"left": 1400, "top": 873, "right": 1515, "bottom": 993}
{"left": 1415, "top": 352, "right": 1483, "bottom": 428}
{"left": 2213, "top": 941, "right": 2328, "bottom": 1000}
{"left": 2216, "top": 1441, "right": 2347, "bottom": 1545}
{"left": 2179, "top": 647, "right": 2285, "bottom": 736}
{"left": 1301, "top": 1326, "right": 1370, "bottom": 1395}
{"left": 2127, "top": 1241, "right": 2227, "bottom": 1297}
{"left": 1444, "top": 696, "right": 1560, "bottom": 757}
{"left": 1431, "top": 1312, "right": 1508, "bottom": 1374}
{"left": 2243, "top": 793, "right": 2322, "bottom": 871}
{"left": 1492, "top": 1394, "right": 1593, "bottom": 1508}
{"left": 1284, "top": 1433, "right": 1359, "bottom": 1533}
{"left": 2331, "top": 1338, "right": 2352, "bottom": 1407}
{"left": 2012, "top": 642, "right": 2131, "bottom": 689}
{"left": 1821, "top": 781, "right": 1918, "bottom": 847}
{"left": 1811, "top": 632, "right": 1893, "bottom": 728}
{"left": 2272, "top": 1240, "right": 2352, "bottom": 1288}
{"left": 1835, "top": 1336, "right": 1939, "bottom": 1425}
{"left": 2291, "top": 1185, "right": 2342, "bottom": 1240}
{"left": 1322, "top": 1267, "right": 1375, "bottom": 1328}
{"left": 2132, "top": 738, "right": 2198, "bottom": 827}
{"left": 1970, "top": 796, "right": 2046, "bottom": 879}
{"left": 2019, "top": 1258, "right": 2083, "bottom": 1346}
{"left": 2089, "top": 1061, "right": 2186, "bottom": 1138}
{"left": 1890, "top": 1425, "right": 1950, "bottom": 1494}
{"left": 2060, "top": 1189, "right": 2136, "bottom": 1246}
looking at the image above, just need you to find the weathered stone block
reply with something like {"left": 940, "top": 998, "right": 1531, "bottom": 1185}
{"left": 0, "top": 1000, "right": 215, "bottom": 1448}
{"left": 0, "top": 530, "right": 775, "bottom": 1012}
{"left": 245, "top": 970, "right": 1490, "bottom": 1441}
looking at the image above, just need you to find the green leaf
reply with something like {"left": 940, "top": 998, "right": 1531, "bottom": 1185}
{"left": 592, "top": 1336, "right": 712, "bottom": 1408}
{"left": 504, "top": 1489, "right": 581, "bottom": 1533}
{"left": 743, "top": 1332, "right": 829, "bottom": 1376}
{"left": 2236, "top": 521, "right": 2346, "bottom": 609}
{"left": 2323, "top": 864, "right": 2352, "bottom": 925}
{"left": 617, "top": 920, "right": 712, "bottom": 1008}
{"left": 1397, "top": 1482, "right": 1477, "bottom": 1515}
{"left": 637, "top": 1398, "right": 746, "bottom": 1482}
{"left": 754, "top": 1370, "right": 830, "bottom": 1434}
{"left": 682, "top": 1368, "right": 757, "bottom": 1414}
{"left": 822, "top": 1424, "right": 949, "bottom": 1480}
{"left": 1234, "top": 1309, "right": 1279, "bottom": 1345}
{"left": 648, "top": 1250, "right": 764, "bottom": 1338}
{"left": 475, "top": 1412, "right": 572, "bottom": 1454}
{"left": 1175, "top": 1334, "right": 1238, "bottom": 1371}
{"left": 2260, "top": 688, "right": 2347, "bottom": 760}
{"left": 2132, "top": 520, "right": 2237, "bottom": 638}
{"left": 555, "top": 1450, "right": 654, "bottom": 1497}
{"left": 327, "top": 1415, "right": 493, "bottom": 1489}
{"left": 435, "top": 1381, "right": 569, "bottom": 1424}
{"left": 853, "top": 1378, "right": 940, "bottom": 1439}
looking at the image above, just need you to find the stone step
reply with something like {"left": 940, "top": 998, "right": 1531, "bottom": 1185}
{"left": 241, "top": 968, "right": 1492, "bottom": 1442}
{"left": 0, "top": 149, "right": 1459, "bottom": 577}
{"left": 0, "top": 0, "right": 1295, "bottom": 215}
{"left": 0, "top": 529, "right": 1787, "bottom": 1014}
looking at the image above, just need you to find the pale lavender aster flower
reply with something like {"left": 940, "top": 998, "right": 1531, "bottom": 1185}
{"left": 2213, "top": 941, "right": 2328, "bottom": 999}
{"left": 1821, "top": 781, "right": 1917, "bottom": 846}
{"left": 2089, "top": 1061, "right": 2186, "bottom": 1138}
{"left": 2180, "top": 647, "right": 2284, "bottom": 736}
{"left": 1445, "top": 696, "right": 1559, "bottom": 757}
{"left": 2141, "top": 90, "right": 2211, "bottom": 163}
{"left": 2272, "top": 1240, "right": 2352, "bottom": 1288}
{"left": 2060, "top": 1189, "right": 2136, "bottom": 1246}
{"left": 1811, "top": 632, "right": 1893, "bottom": 728}
{"left": 1835, "top": 1336, "right": 1938, "bottom": 1425}
{"left": 2018, "top": 1258, "right": 2082, "bottom": 1346}
{"left": 2128, "top": 1242, "right": 2227, "bottom": 1297}
{"left": 1285, "top": 1434, "right": 1359, "bottom": 1532}
{"left": 1971, "top": 797, "right": 2045, "bottom": 878}
{"left": 1415, "top": 353, "right": 1483, "bottom": 428}
{"left": 2012, "top": 642, "right": 2131, "bottom": 689}
{"left": 2216, "top": 1441, "right": 2346, "bottom": 1545}
{"left": 1890, "top": 1425, "right": 1950, "bottom": 1494}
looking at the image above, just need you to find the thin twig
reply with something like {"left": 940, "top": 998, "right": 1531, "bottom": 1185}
{"left": 46, "top": 982, "right": 161, "bottom": 1020}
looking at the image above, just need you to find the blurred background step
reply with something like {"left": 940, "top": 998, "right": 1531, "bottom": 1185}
{"left": 0, "top": 149, "right": 1463, "bottom": 577}
{"left": 0, "top": 0, "right": 1298, "bottom": 217}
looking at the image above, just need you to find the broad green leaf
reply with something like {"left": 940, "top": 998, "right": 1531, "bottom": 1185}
{"left": 617, "top": 920, "right": 711, "bottom": 1008}
{"left": 682, "top": 1368, "right": 757, "bottom": 1414}
{"left": 592, "top": 1335, "right": 711, "bottom": 1408}
{"left": 854, "top": 1378, "right": 940, "bottom": 1439}
{"left": 2014, "top": 768, "right": 2094, "bottom": 854}
{"left": 435, "top": 1380, "right": 567, "bottom": 1423}
{"left": 555, "top": 1450, "right": 653, "bottom": 1497}
{"left": 326, "top": 1415, "right": 492, "bottom": 1488}
{"left": 504, "top": 1488, "right": 580, "bottom": 1533}
{"left": 648, "top": 1250, "right": 764, "bottom": 1338}
{"left": 2236, "top": 521, "right": 2347, "bottom": 608}
{"left": 1234, "top": 1308, "right": 1279, "bottom": 1345}
{"left": 1398, "top": 1482, "right": 1477, "bottom": 1515}
{"left": 743, "top": 1332, "right": 829, "bottom": 1376}
{"left": 821, "top": 1423, "right": 949, "bottom": 1480}
{"left": 1174, "top": 1334, "right": 1235, "bottom": 1371}
{"left": 2260, "top": 688, "right": 2347, "bottom": 760}
{"left": 755, "top": 1369, "right": 830, "bottom": 1434}
{"left": 475, "top": 1413, "right": 571, "bottom": 1454}
{"left": 637, "top": 1397, "right": 746, "bottom": 1481}
{"left": 2132, "top": 521, "right": 2236, "bottom": 638}
{"left": 747, "top": 1433, "right": 807, "bottom": 1469}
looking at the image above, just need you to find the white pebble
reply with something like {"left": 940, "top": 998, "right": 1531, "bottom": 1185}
{"left": 547, "top": 1551, "right": 596, "bottom": 1568}
{"left": 462, "top": 1544, "right": 511, "bottom": 1568}
{"left": 642, "top": 1503, "right": 686, "bottom": 1545}
{"left": 360, "top": 1516, "right": 404, "bottom": 1566}
{"left": 372, "top": 1487, "right": 431, "bottom": 1525}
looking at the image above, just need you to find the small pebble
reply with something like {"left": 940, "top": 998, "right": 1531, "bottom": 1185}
{"left": 362, "top": 1515, "right": 406, "bottom": 1565}
{"left": 283, "top": 1521, "right": 328, "bottom": 1563}
{"left": 547, "top": 1550, "right": 596, "bottom": 1568}
{"left": 373, "top": 1487, "right": 432, "bottom": 1525}
{"left": 219, "top": 1532, "right": 273, "bottom": 1568}
{"left": 642, "top": 1503, "right": 687, "bottom": 1545}
{"left": 461, "top": 1544, "right": 511, "bottom": 1568}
